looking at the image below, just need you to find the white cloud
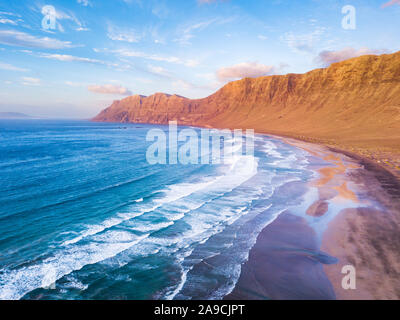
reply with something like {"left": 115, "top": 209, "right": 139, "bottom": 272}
{"left": 21, "top": 77, "right": 41, "bottom": 86}
{"left": 135, "top": 77, "right": 153, "bottom": 84}
{"left": 281, "top": 27, "right": 326, "bottom": 53}
{"left": 172, "top": 79, "right": 194, "bottom": 90}
{"left": 151, "top": 3, "right": 169, "bottom": 18}
{"left": 23, "top": 52, "right": 118, "bottom": 68}
{"left": 77, "top": 0, "right": 91, "bottom": 6}
{"left": 107, "top": 25, "right": 141, "bottom": 43}
{"left": 184, "top": 59, "right": 199, "bottom": 67}
{"left": 65, "top": 81, "right": 85, "bottom": 87}
{"left": 198, "top": 0, "right": 219, "bottom": 4}
{"left": 196, "top": 72, "right": 215, "bottom": 80}
{"left": 316, "top": 47, "right": 387, "bottom": 66}
{"left": 0, "top": 30, "right": 74, "bottom": 49}
{"left": 88, "top": 84, "right": 132, "bottom": 95}
{"left": 36, "top": 4, "right": 88, "bottom": 32}
{"left": 172, "top": 77, "right": 220, "bottom": 93}
{"left": 38, "top": 53, "right": 104, "bottom": 64}
{"left": 216, "top": 62, "right": 276, "bottom": 82}
{"left": 0, "top": 62, "right": 29, "bottom": 72}
{"left": 113, "top": 49, "right": 199, "bottom": 67}
{"left": 0, "top": 18, "right": 17, "bottom": 25}
{"left": 0, "top": 11, "right": 21, "bottom": 17}
{"left": 175, "top": 20, "right": 215, "bottom": 45}
{"left": 174, "top": 17, "right": 233, "bottom": 45}
{"left": 382, "top": 0, "right": 400, "bottom": 8}
{"left": 147, "top": 64, "right": 170, "bottom": 77}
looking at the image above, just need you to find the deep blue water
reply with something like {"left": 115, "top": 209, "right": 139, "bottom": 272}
{"left": 0, "top": 120, "right": 314, "bottom": 300}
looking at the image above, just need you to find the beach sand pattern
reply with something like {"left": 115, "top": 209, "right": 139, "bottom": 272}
{"left": 229, "top": 137, "right": 400, "bottom": 300}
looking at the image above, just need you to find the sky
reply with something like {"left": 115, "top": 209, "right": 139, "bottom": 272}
{"left": 0, "top": 0, "right": 399, "bottom": 118}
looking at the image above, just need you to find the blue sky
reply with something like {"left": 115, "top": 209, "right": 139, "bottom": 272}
{"left": 0, "top": 0, "right": 399, "bottom": 118}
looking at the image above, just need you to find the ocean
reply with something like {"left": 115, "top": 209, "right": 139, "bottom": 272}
{"left": 0, "top": 120, "right": 314, "bottom": 300}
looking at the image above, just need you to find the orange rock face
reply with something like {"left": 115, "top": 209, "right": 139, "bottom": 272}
{"left": 93, "top": 52, "right": 400, "bottom": 152}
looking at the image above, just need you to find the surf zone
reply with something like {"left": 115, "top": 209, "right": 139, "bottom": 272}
{"left": 145, "top": 121, "right": 255, "bottom": 165}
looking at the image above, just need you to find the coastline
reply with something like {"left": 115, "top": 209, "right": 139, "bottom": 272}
{"left": 261, "top": 131, "right": 400, "bottom": 182}
{"left": 226, "top": 135, "right": 400, "bottom": 300}
{"left": 91, "top": 120, "right": 400, "bottom": 299}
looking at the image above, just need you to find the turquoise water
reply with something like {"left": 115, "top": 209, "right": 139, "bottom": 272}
{"left": 0, "top": 120, "right": 314, "bottom": 300}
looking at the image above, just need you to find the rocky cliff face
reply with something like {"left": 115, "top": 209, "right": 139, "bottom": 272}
{"left": 93, "top": 51, "right": 400, "bottom": 150}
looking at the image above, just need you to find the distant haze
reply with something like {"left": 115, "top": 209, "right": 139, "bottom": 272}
{"left": 0, "top": 112, "right": 31, "bottom": 119}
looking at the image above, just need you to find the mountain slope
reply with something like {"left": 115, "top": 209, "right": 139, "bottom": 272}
{"left": 93, "top": 51, "right": 400, "bottom": 170}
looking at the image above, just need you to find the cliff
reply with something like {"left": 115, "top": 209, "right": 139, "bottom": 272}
{"left": 93, "top": 51, "right": 400, "bottom": 171}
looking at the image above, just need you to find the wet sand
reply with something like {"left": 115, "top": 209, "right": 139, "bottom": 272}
{"left": 226, "top": 137, "right": 400, "bottom": 300}
{"left": 225, "top": 211, "right": 337, "bottom": 300}
{"left": 321, "top": 164, "right": 400, "bottom": 299}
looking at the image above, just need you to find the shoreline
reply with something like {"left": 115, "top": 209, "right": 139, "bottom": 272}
{"left": 91, "top": 120, "right": 400, "bottom": 299}
{"left": 226, "top": 135, "right": 400, "bottom": 300}
{"left": 261, "top": 131, "right": 400, "bottom": 182}
{"left": 92, "top": 119, "right": 400, "bottom": 182}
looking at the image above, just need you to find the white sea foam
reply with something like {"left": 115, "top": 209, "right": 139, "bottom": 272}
{"left": 158, "top": 155, "right": 260, "bottom": 299}
{"left": 0, "top": 232, "right": 149, "bottom": 300}
{"left": 262, "top": 140, "right": 309, "bottom": 169}
{"left": 63, "top": 276, "right": 89, "bottom": 291}
{"left": 130, "top": 221, "right": 174, "bottom": 233}
{"left": 164, "top": 248, "right": 195, "bottom": 300}
{"left": 62, "top": 144, "right": 258, "bottom": 248}
{"left": 62, "top": 212, "right": 145, "bottom": 246}
{"left": 1, "top": 134, "right": 263, "bottom": 300}
{"left": 263, "top": 141, "right": 284, "bottom": 159}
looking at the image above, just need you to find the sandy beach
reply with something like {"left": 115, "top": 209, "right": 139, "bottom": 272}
{"left": 91, "top": 50, "right": 400, "bottom": 300}
{"left": 226, "top": 137, "right": 400, "bottom": 300}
